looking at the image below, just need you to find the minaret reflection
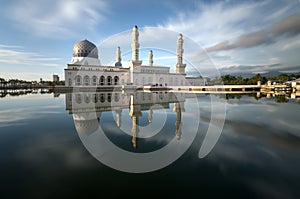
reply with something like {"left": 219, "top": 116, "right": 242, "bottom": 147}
{"left": 66, "top": 92, "right": 185, "bottom": 148}
{"left": 173, "top": 101, "right": 185, "bottom": 140}
{"left": 148, "top": 108, "right": 153, "bottom": 123}
{"left": 129, "top": 94, "right": 142, "bottom": 148}
{"left": 115, "top": 109, "right": 122, "bottom": 127}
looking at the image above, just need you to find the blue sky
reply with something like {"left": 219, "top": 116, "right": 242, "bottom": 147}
{"left": 1, "top": 0, "right": 300, "bottom": 80}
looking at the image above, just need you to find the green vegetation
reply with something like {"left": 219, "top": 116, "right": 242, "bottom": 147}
{"left": 207, "top": 73, "right": 300, "bottom": 85}
{"left": 275, "top": 95, "right": 289, "bottom": 103}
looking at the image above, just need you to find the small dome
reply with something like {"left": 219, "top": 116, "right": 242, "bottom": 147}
{"left": 115, "top": 61, "right": 122, "bottom": 67}
{"left": 73, "top": 39, "right": 98, "bottom": 59}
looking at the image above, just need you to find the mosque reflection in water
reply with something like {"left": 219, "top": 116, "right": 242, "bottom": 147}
{"left": 65, "top": 92, "right": 186, "bottom": 148}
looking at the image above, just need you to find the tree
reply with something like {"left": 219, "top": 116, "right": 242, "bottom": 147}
{"left": 246, "top": 73, "right": 266, "bottom": 85}
{"left": 222, "top": 74, "right": 237, "bottom": 84}
{"left": 235, "top": 76, "right": 246, "bottom": 85}
{"left": 268, "top": 74, "right": 292, "bottom": 83}
{"left": 0, "top": 78, "right": 6, "bottom": 87}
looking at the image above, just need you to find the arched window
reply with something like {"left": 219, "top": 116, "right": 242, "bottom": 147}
{"left": 114, "top": 93, "right": 119, "bottom": 102}
{"left": 84, "top": 75, "right": 90, "bottom": 86}
{"left": 107, "top": 76, "right": 112, "bottom": 86}
{"left": 92, "top": 94, "right": 98, "bottom": 103}
{"left": 100, "top": 76, "right": 105, "bottom": 86}
{"left": 114, "top": 76, "right": 119, "bottom": 85}
{"left": 92, "top": 76, "right": 97, "bottom": 86}
{"left": 107, "top": 93, "right": 112, "bottom": 102}
{"left": 68, "top": 78, "right": 72, "bottom": 86}
{"left": 75, "top": 94, "right": 82, "bottom": 104}
{"left": 100, "top": 93, "right": 105, "bottom": 103}
{"left": 84, "top": 94, "right": 90, "bottom": 103}
{"left": 75, "top": 75, "right": 82, "bottom": 86}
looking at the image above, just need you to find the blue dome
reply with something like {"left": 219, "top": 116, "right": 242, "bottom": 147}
{"left": 115, "top": 61, "right": 122, "bottom": 67}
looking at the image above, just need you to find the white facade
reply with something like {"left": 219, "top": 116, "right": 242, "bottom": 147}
{"left": 65, "top": 26, "right": 202, "bottom": 87}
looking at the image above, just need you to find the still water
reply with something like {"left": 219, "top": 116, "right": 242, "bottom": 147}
{"left": 0, "top": 90, "right": 300, "bottom": 198}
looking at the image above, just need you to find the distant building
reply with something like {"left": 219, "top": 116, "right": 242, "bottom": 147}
{"left": 286, "top": 78, "right": 300, "bottom": 86}
{"left": 53, "top": 75, "right": 60, "bottom": 82}
{"left": 64, "top": 25, "right": 205, "bottom": 87}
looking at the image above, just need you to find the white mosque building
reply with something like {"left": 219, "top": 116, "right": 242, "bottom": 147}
{"left": 64, "top": 25, "right": 206, "bottom": 87}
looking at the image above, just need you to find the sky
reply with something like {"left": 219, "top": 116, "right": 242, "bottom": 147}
{"left": 1, "top": 0, "right": 300, "bottom": 81}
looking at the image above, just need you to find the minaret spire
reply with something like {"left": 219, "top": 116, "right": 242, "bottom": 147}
{"left": 115, "top": 46, "right": 122, "bottom": 67}
{"left": 116, "top": 46, "right": 121, "bottom": 63}
{"left": 175, "top": 33, "right": 186, "bottom": 74}
{"left": 177, "top": 34, "right": 184, "bottom": 65}
{"left": 130, "top": 25, "right": 142, "bottom": 67}
{"left": 148, "top": 50, "right": 153, "bottom": 66}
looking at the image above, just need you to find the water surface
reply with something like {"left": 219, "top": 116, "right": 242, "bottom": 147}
{"left": 0, "top": 90, "right": 299, "bottom": 198}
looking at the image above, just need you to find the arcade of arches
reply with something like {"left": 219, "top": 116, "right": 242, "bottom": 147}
{"left": 71, "top": 75, "right": 120, "bottom": 86}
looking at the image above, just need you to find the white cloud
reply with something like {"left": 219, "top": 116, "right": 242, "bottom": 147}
{"left": 0, "top": 45, "right": 63, "bottom": 67}
{"left": 0, "top": 44, "right": 65, "bottom": 80}
{"left": 0, "top": 104, "right": 62, "bottom": 125}
{"left": 7, "top": 0, "right": 109, "bottom": 38}
{"left": 160, "top": 1, "right": 268, "bottom": 46}
{"left": 158, "top": 0, "right": 300, "bottom": 73}
{"left": 0, "top": 44, "right": 24, "bottom": 49}
{"left": 281, "top": 37, "right": 300, "bottom": 50}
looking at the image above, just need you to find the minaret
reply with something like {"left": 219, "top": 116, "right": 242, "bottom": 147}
{"left": 148, "top": 50, "right": 153, "bottom": 66}
{"left": 115, "top": 46, "right": 122, "bottom": 67}
{"left": 116, "top": 46, "right": 121, "bottom": 62}
{"left": 175, "top": 34, "right": 186, "bottom": 74}
{"left": 130, "top": 25, "right": 142, "bottom": 67}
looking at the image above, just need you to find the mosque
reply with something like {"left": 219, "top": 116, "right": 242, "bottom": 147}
{"left": 64, "top": 25, "right": 206, "bottom": 87}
